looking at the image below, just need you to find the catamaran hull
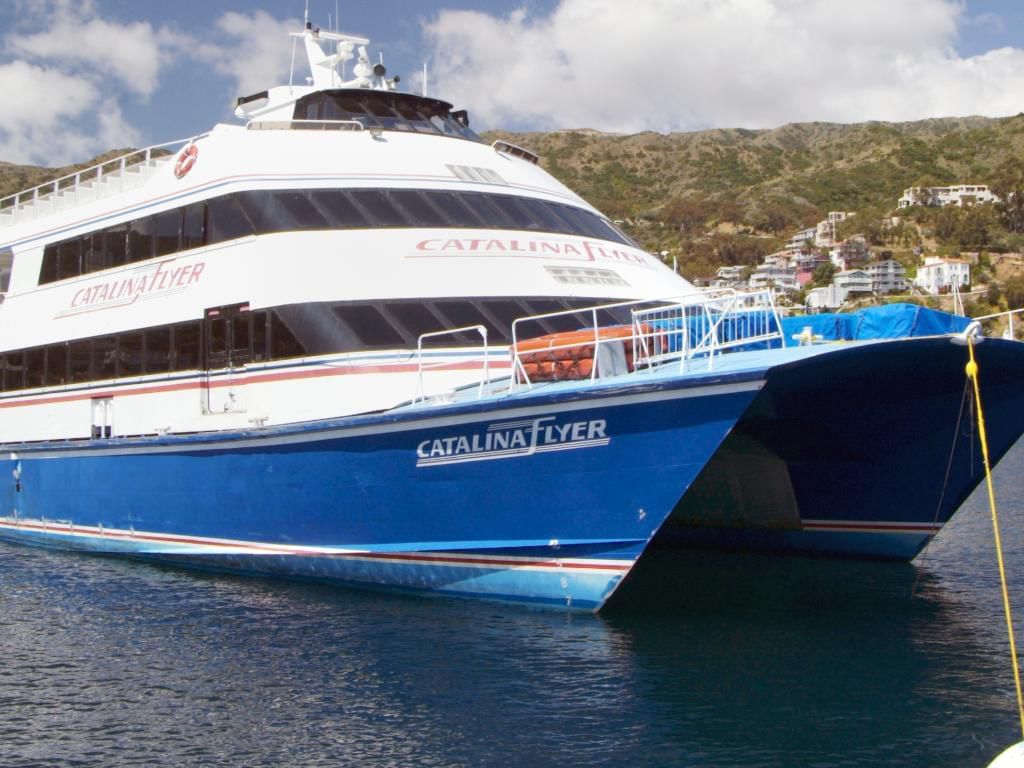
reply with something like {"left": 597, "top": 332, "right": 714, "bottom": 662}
{"left": 655, "top": 336, "right": 1024, "bottom": 562}
{"left": 1, "top": 336, "right": 1022, "bottom": 610}
{"left": 0, "top": 376, "right": 762, "bottom": 610}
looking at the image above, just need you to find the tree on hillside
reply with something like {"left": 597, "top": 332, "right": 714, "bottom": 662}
{"left": 990, "top": 157, "right": 1024, "bottom": 234}
{"left": 811, "top": 262, "right": 836, "bottom": 287}
{"left": 662, "top": 197, "right": 712, "bottom": 236}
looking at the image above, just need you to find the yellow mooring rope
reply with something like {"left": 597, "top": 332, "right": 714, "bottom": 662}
{"left": 966, "top": 336, "right": 1024, "bottom": 738}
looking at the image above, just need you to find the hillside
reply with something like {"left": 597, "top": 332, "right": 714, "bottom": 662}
{"left": 4, "top": 114, "right": 1023, "bottom": 260}
{"left": 485, "top": 114, "right": 1024, "bottom": 237}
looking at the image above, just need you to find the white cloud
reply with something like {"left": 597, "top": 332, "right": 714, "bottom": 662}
{"left": 423, "top": 0, "right": 1024, "bottom": 132}
{"left": 205, "top": 11, "right": 302, "bottom": 97}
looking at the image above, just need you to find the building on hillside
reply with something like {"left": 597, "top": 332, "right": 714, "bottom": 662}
{"left": 866, "top": 259, "right": 908, "bottom": 294}
{"left": 898, "top": 184, "right": 999, "bottom": 208}
{"left": 815, "top": 211, "right": 854, "bottom": 247}
{"left": 913, "top": 257, "right": 970, "bottom": 295}
{"left": 786, "top": 227, "right": 818, "bottom": 251}
{"left": 834, "top": 269, "right": 873, "bottom": 297}
{"left": 830, "top": 237, "right": 871, "bottom": 271}
{"left": 712, "top": 265, "right": 747, "bottom": 288}
{"left": 749, "top": 264, "right": 799, "bottom": 293}
{"left": 806, "top": 284, "right": 843, "bottom": 310}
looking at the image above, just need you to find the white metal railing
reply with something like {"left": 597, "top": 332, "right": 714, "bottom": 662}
{"left": 632, "top": 289, "right": 785, "bottom": 373}
{"left": 973, "top": 306, "right": 1024, "bottom": 340}
{"left": 510, "top": 289, "right": 786, "bottom": 389}
{"left": 0, "top": 134, "right": 206, "bottom": 227}
{"left": 413, "top": 325, "right": 490, "bottom": 404}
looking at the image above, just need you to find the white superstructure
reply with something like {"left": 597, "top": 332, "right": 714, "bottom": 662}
{"left": 0, "top": 21, "right": 696, "bottom": 443}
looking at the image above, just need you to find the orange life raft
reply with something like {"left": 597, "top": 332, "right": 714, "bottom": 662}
{"left": 514, "top": 325, "right": 639, "bottom": 382}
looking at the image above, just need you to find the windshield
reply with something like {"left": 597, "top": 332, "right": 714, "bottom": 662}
{"left": 292, "top": 90, "right": 480, "bottom": 141}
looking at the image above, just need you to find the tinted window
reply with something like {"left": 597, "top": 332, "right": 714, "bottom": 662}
{"left": 2, "top": 351, "right": 23, "bottom": 391}
{"left": 310, "top": 190, "right": 368, "bottom": 227}
{"left": 385, "top": 302, "right": 444, "bottom": 340}
{"left": 269, "top": 311, "right": 306, "bottom": 360}
{"left": 44, "top": 345, "right": 66, "bottom": 386}
{"left": 182, "top": 203, "right": 206, "bottom": 250}
{"left": 155, "top": 209, "right": 181, "bottom": 257}
{"left": 208, "top": 195, "right": 254, "bottom": 243}
{"left": 82, "top": 233, "right": 106, "bottom": 273}
{"left": 105, "top": 225, "right": 128, "bottom": 267}
{"left": 390, "top": 191, "right": 445, "bottom": 226}
{"left": 92, "top": 337, "right": 118, "bottom": 380}
{"left": 145, "top": 328, "right": 171, "bottom": 373}
{"left": 174, "top": 322, "right": 201, "bottom": 370}
{"left": 423, "top": 191, "right": 483, "bottom": 227}
{"left": 58, "top": 239, "right": 81, "bottom": 280}
{"left": 334, "top": 304, "right": 405, "bottom": 348}
{"left": 252, "top": 311, "right": 268, "bottom": 361}
{"left": 24, "top": 348, "right": 44, "bottom": 389}
{"left": 68, "top": 340, "right": 91, "bottom": 383}
{"left": 119, "top": 333, "right": 143, "bottom": 376}
{"left": 349, "top": 190, "right": 407, "bottom": 226}
{"left": 128, "top": 218, "right": 155, "bottom": 263}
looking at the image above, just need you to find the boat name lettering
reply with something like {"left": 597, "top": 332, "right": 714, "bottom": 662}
{"left": 63, "top": 261, "right": 207, "bottom": 315}
{"left": 415, "top": 416, "right": 609, "bottom": 467}
{"left": 415, "top": 238, "right": 648, "bottom": 265}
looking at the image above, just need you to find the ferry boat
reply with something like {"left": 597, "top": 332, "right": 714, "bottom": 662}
{"left": 0, "top": 19, "right": 1022, "bottom": 610}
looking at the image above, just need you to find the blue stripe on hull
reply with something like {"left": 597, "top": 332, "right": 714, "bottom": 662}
{"left": 0, "top": 379, "right": 760, "bottom": 610}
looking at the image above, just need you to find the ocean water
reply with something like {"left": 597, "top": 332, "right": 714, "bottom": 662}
{"left": 3, "top": 444, "right": 1024, "bottom": 767}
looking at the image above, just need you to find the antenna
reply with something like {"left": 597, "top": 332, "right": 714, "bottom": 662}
{"left": 422, "top": 61, "right": 428, "bottom": 97}
{"left": 335, "top": 0, "right": 340, "bottom": 33}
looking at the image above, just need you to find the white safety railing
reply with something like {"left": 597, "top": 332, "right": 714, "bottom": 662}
{"left": 412, "top": 325, "right": 490, "bottom": 404}
{"left": 973, "top": 307, "right": 1024, "bottom": 340}
{"left": 631, "top": 289, "right": 785, "bottom": 373}
{"left": 509, "top": 289, "right": 786, "bottom": 390}
{"left": 0, "top": 134, "right": 207, "bottom": 227}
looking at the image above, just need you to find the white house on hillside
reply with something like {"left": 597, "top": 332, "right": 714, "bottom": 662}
{"left": 913, "top": 257, "right": 970, "bottom": 294}
{"left": 866, "top": 260, "right": 908, "bottom": 294}
{"left": 749, "top": 264, "right": 798, "bottom": 293}
{"left": 898, "top": 184, "right": 999, "bottom": 208}
{"left": 834, "top": 269, "right": 873, "bottom": 296}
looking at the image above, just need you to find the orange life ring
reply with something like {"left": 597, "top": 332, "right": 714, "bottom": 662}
{"left": 174, "top": 145, "right": 198, "bottom": 179}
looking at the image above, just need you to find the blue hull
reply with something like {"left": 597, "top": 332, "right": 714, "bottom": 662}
{"left": 655, "top": 336, "right": 1024, "bottom": 562}
{"left": 0, "top": 374, "right": 762, "bottom": 610}
{"left": 3, "top": 336, "right": 1023, "bottom": 610}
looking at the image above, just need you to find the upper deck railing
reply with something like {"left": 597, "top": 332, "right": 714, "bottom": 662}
{"left": 0, "top": 135, "right": 205, "bottom": 229}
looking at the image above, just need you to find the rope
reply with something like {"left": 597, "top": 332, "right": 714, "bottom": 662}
{"left": 966, "top": 336, "right": 1024, "bottom": 738}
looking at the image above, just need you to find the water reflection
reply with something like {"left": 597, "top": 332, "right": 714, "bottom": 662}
{"left": 2, "top": 441, "right": 1023, "bottom": 766}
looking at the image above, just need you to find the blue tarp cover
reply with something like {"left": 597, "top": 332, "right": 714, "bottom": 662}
{"left": 781, "top": 303, "right": 970, "bottom": 342}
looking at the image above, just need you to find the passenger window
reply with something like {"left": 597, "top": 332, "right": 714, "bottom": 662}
{"left": 92, "top": 337, "right": 118, "bottom": 380}
{"left": 174, "top": 322, "right": 201, "bottom": 370}
{"left": 68, "top": 340, "right": 92, "bottom": 383}
{"left": 82, "top": 232, "right": 106, "bottom": 273}
{"left": 105, "top": 225, "right": 128, "bottom": 267}
{"left": 119, "top": 333, "right": 143, "bottom": 376}
{"left": 24, "top": 348, "right": 45, "bottom": 388}
{"left": 208, "top": 195, "right": 255, "bottom": 243}
{"left": 309, "top": 190, "right": 368, "bottom": 227}
{"left": 58, "top": 239, "right": 82, "bottom": 280}
{"left": 269, "top": 312, "right": 306, "bottom": 360}
{"left": 43, "top": 345, "right": 66, "bottom": 386}
{"left": 182, "top": 203, "right": 206, "bottom": 250}
{"left": 2, "top": 352, "right": 24, "bottom": 391}
{"left": 128, "top": 218, "right": 155, "bottom": 263}
{"left": 155, "top": 209, "right": 181, "bottom": 257}
{"left": 334, "top": 304, "right": 405, "bottom": 348}
{"left": 349, "top": 190, "right": 407, "bottom": 226}
{"left": 145, "top": 328, "right": 171, "bottom": 373}
{"left": 389, "top": 191, "right": 446, "bottom": 226}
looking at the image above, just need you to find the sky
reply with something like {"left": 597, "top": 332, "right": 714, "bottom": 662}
{"left": 1, "top": 0, "right": 1023, "bottom": 167}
